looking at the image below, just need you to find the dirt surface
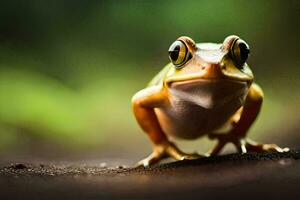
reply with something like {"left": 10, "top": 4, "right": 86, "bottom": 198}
{"left": 0, "top": 151, "right": 300, "bottom": 200}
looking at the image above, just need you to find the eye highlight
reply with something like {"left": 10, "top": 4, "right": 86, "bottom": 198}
{"left": 230, "top": 39, "right": 250, "bottom": 69}
{"left": 168, "top": 40, "right": 192, "bottom": 69}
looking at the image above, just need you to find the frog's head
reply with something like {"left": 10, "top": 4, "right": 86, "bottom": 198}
{"left": 165, "top": 35, "right": 253, "bottom": 108}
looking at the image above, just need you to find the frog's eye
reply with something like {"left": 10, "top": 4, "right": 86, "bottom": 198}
{"left": 168, "top": 40, "right": 192, "bottom": 69}
{"left": 230, "top": 39, "right": 250, "bottom": 69}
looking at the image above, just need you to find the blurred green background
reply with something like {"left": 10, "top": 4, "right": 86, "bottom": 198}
{"left": 0, "top": 0, "right": 299, "bottom": 161}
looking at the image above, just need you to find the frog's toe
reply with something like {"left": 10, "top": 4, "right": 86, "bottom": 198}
{"left": 136, "top": 152, "right": 164, "bottom": 167}
{"left": 179, "top": 154, "right": 203, "bottom": 161}
{"left": 136, "top": 142, "right": 205, "bottom": 166}
{"left": 247, "top": 143, "right": 289, "bottom": 153}
{"left": 170, "top": 151, "right": 204, "bottom": 161}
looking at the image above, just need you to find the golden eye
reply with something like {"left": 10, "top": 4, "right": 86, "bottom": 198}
{"left": 230, "top": 39, "right": 250, "bottom": 69}
{"left": 168, "top": 40, "right": 192, "bottom": 69}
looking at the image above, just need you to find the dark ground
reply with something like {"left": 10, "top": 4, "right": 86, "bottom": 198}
{"left": 0, "top": 151, "right": 299, "bottom": 200}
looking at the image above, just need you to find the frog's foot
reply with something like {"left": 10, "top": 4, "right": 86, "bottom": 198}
{"left": 137, "top": 142, "right": 203, "bottom": 167}
{"left": 207, "top": 135, "right": 289, "bottom": 156}
{"left": 238, "top": 138, "right": 290, "bottom": 153}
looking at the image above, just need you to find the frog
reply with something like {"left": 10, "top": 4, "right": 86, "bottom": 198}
{"left": 132, "top": 35, "right": 289, "bottom": 167}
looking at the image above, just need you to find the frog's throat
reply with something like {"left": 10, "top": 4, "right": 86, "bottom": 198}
{"left": 168, "top": 79, "right": 248, "bottom": 109}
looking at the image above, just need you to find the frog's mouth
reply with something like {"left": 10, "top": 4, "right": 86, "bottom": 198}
{"left": 168, "top": 78, "right": 249, "bottom": 109}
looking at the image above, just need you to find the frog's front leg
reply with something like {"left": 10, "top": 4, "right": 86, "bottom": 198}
{"left": 132, "top": 86, "right": 201, "bottom": 167}
{"left": 208, "top": 83, "right": 289, "bottom": 155}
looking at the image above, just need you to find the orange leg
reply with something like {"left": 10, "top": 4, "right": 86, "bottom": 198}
{"left": 208, "top": 83, "right": 289, "bottom": 155}
{"left": 132, "top": 86, "right": 202, "bottom": 167}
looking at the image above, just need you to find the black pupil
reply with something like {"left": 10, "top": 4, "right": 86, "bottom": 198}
{"left": 169, "top": 45, "right": 180, "bottom": 61}
{"left": 239, "top": 42, "right": 249, "bottom": 61}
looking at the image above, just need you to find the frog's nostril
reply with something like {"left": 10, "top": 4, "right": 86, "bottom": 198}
{"left": 202, "top": 63, "right": 224, "bottom": 78}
